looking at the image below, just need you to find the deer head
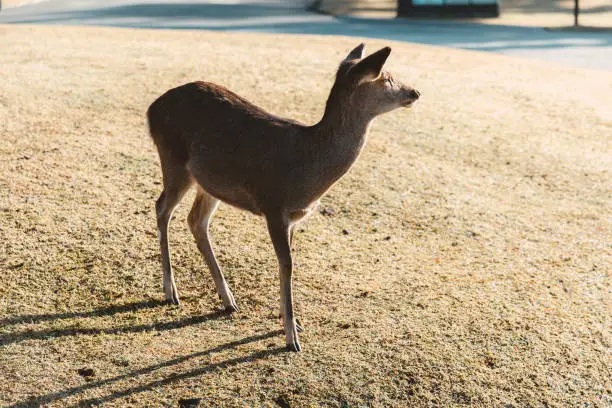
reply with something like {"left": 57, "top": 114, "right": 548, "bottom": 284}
{"left": 324, "top": 43, "right": 420, "bottom": 123}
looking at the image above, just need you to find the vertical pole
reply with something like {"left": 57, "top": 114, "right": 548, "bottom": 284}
{"left": 574, "top": 0, "right": 579, "bottom": 26}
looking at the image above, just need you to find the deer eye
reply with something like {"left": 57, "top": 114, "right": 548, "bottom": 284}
{"left": 384, "top": 77, "right": 392, "bottom": 86}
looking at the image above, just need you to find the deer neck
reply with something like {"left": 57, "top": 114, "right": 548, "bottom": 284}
{"left": 312, "top": 97, "right": 375, "bottom": 173}
{"left": 285, "top": 92, "right": 377, "bottom": 209}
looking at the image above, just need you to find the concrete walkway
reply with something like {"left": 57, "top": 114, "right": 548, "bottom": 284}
{"left": 1, "top": 0, "right": 610, "bottom": 70}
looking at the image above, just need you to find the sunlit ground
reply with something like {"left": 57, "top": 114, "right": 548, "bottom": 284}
{"left": 0, "top": 24, "right": 610, "bottom": 406}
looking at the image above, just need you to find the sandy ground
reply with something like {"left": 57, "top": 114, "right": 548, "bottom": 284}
{"left": 0, "top": 24, "right": 610, "bottom": 407}
{"left": 320, "top": 0, "right": 612, "bottom": 28}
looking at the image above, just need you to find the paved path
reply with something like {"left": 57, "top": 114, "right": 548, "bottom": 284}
{"left": 1, "top": 0, "right": 610, "bottom": 70}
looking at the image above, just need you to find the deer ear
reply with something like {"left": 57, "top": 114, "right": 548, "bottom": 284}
{"left": 349, "top": 46, "right": 391, "bottom": 83}
{"left": 343, "top": 43, "right": 366, "bottom": 62}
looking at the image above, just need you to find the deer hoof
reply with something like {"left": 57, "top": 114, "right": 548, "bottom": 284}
{"left": 166, "top": 295, "right": 181, "bottom": 306}
{"left": 296, "top": 319, "right": 304, "bottom": 333}
{"left": 286, "top": 341, "right": 302, "bottom": 352}
{"left": 165, "top": 293, "right": 180, "bottom": 305}
{"left": 164, "top": 283, "right": 180, "bottom": 305}
{"left": 224, "top": 304, "right": 239, "bottom": 314}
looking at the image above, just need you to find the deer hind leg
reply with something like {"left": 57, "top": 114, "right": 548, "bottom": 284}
{"left": 266, "top": 214, "right": 301, "bottom": 352}
{"left": 156, "top": 167, "right": 192, "bottom": 305}
{"left": 188, "top": 188, "right": 238, "bottom": 313}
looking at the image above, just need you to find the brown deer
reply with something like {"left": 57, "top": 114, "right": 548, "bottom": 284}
{"left": 147, "top": 44, "right": 419, "bottom": 352}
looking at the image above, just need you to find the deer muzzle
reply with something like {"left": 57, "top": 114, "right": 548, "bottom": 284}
{"left": 402, "top": 88, "right": 420, "bottom": 108}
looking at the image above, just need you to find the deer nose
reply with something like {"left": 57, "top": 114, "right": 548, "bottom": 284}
{"left": 409, "top": 89, "right": 420, "bottom": 99}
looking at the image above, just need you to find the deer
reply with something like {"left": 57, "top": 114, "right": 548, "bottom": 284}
{"left": 147, "top": 43, "right": 420, "bottom": 352}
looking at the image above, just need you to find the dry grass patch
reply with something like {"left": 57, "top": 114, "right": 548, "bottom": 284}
{"left": 0, "top": 25, "right": 610, "bottom": 407}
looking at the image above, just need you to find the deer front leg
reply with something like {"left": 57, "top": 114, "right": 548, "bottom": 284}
{"left": 288, "top": 224, "right": 304, "bottom": 333}
{"left": 266, "top": 214, "right": 301, "bottom": 352}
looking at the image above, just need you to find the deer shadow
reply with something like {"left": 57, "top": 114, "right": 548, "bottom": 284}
{"left": 6, "top": 330, "right": 284, "bottom": 408}
{"left": 0, "top": 298, "right": 166, "bottom": 326}
{"left": 0, "top": 299, "right": 232, "bottom": 347}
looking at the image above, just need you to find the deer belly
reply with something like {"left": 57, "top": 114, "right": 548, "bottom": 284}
{"left": 187, "top": 163, "right": 262, "bottom": 215}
